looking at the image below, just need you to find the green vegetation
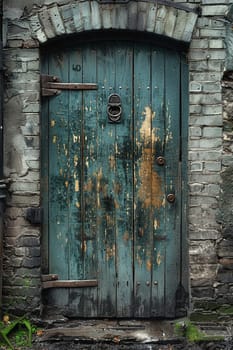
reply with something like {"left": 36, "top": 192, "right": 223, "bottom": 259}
{"left": 174, "top": 320, "right": 224, "bottom": 342}
{"left": 0, "top": 315, "right": 38, "bottom": 350}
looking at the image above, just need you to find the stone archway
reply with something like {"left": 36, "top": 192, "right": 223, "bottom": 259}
{"left": 28, "top": 0, "right": 198, "bottom": 45}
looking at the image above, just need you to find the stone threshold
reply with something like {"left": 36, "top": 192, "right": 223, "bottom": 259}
{"left": 32, "top": 318, "right": 233, "bottom": 349}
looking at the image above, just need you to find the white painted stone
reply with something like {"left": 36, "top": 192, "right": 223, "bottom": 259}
{"left": 49, "top": 5, "right": 66, "bottom": 36}
{"left": 79, "top": 1, "right": 92, "bottom": 31}
{"left": 154, "top": 5, "right": 167, "bottom": 35}
{"left": 164, "top": 7, "right": 177, "bottom": 38}
{"left": 39, "top": 9, "right": 55, "bottom": 39}
{"left": 173, "top": 11, "right": 188, "bottom": 41}
{"left": 146, "top": 4, "right": 157, "bottom": 33}
{"left": 72, "top": 3, "right": 84, "bottom": 32}
{"left": 116, "top": 6, "right": 128, "bottom": 30}
{"left": 182, "top": 12, "right": 198, "bottom": 42}
{"left": 128, "top": 2, "right": 138, "bottom": 30}
{"left": 90, "top": 1, "right": 101, "bottom": 30}
{"left": 137, "top": 2, "right": 148, "bottom": 31}
{"left": 60, "top": 5, "right": 75, "bottom": 34}
{"left": 29, "top": 14, "right": 47, "bottom": 43}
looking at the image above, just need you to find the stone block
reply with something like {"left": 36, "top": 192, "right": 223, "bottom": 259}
{"left": 204, "top": 161, "right": 222, "bottom": 172}
{"left": 200, "top": 28, "right": 226, "bottom": 38}
{"left": 190, "top": 162, "right": 203, "bottom": 172}
{"left": 60, "top": 4, "right": 76, "bottom": 34}
{"left": 203, "top": 127, "right": 222, "bottom": 137}
{"left": 22, "top": 257, "right": 41, "bottom": 268}
{"left": 17, "top": 235, "right": 40, "bottom": 247}
{"left": 49, "top": 5, "right": 66, "bottom": 36}
{"left": 189, "top": 229, "right": 220, "bottom": 240}
{"left": 189, "top": 150, "right": 221, "bottom": 161}
{"left": 202, "top": 105, "right": 222, "bottom": 115}
{"left": 202, "top": 5, "right": 228, "bottom": 16}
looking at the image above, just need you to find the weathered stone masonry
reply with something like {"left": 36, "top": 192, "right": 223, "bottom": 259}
{"left": 2, "top": 0, "right": 233, "bottom": 319}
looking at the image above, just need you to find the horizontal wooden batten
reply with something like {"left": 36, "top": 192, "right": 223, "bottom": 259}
{"left": 42, "top": 279, "right": 98, "bottom": 289}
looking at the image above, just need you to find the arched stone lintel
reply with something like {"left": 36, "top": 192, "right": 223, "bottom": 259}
{"left": 29, "top": 1, "right": 198, "bottom": 45}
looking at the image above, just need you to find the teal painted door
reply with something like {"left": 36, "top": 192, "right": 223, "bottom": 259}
{"left": 41, "top": 41, "right": 188, "bottom": 318}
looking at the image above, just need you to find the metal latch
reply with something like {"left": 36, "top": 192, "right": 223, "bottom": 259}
{"left": 107, "top": 93, "right": 122, "bottom": 123}
{"left": 41, "top": 75, "right": 98, "bottom": 96}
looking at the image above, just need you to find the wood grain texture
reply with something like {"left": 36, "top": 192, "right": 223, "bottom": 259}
{"left": 41, "top": 41, "right": 187, "bottom": 318}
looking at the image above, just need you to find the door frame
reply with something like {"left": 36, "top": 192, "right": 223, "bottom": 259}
{"left": 40, "top": 31, "right": 189, "bottom": 318}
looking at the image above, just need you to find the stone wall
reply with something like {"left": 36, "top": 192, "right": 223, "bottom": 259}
{"left": 2, "top": 0, "right": 232, "bottom": 319}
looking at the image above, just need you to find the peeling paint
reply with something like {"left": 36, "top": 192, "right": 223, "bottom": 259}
{"left": 138, "top": 106, "right": 163, "bottom": 208}
{"left": 51, "top": 120, "right": 56, "bottom": 127}
{"left": 154, "top": 219, "right": 160, "bottom": 230}
{"left": 73, "top": 134, "right": 78, "bottom": 143}
{"left": 53, "top": 135, "right": 57, "bottom": 143}
{"left": 75, "top": 179, "right": 79, "bottom": 192}
{"left": 146, "top": 259, "right": 152, "bottom": 271}
{"left": 156, "top": 252, "right": 162, "bottom": 266}
{"left": 106, "top": 245, "right": 115, "bottom": 260}
{"left": 109, "top": 155, "right": 116, "bottom": 170}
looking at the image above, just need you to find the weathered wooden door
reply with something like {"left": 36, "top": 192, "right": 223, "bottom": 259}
{"left": 41, "top": 40, "right": 188, "bottom": 318}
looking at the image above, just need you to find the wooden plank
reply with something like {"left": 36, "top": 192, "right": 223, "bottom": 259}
{"left": 45, "top": 82, "right": 98, "bottom": 90}
{"left": 69, "top": 47, "right": 83, "bottom": 281}
{"left": 42, "top": 279, "right": 98, "bottom": 289}
{"left": 48, "top": 49, "right": 70, "bottom": 308}
{"left": 114, "top": 42, "right": 134, "bottom": 317}
{"left": 151, "top": 48, "right": 166, "bottom": 318}
{"left": 81, "top": 44, "right": 98, "bottom": 317}
{"left": 97, "top": 43, "right": 117, "bottom": 317}
{"left": 133, "top": 44, "right": 153, "bottom": 318}
{"left": 164, "top": 49, "right": 181, "bottom": 318}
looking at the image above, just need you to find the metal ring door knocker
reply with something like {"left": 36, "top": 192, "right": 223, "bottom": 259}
{"left": 107, "top": 93, "right": 122, "bottom": 123}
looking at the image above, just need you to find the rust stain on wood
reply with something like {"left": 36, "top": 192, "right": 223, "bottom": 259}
{"left": 106, "top": 245, "right": 115, "bottom": 261}
{"left": 138, "top": 106, "right": 163, "bottom": 209}
{"left": 75, "top": 179, "right": 79, "bottom": 192}
{"left": 146, "top": 259, "right": 152, "bottom": 271}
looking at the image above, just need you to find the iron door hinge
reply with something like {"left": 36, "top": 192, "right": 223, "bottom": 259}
{"left": 41, "top": 74, "right": 98, "bottom": 96}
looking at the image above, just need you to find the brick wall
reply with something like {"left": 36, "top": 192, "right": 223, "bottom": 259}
{"left": 2, "top": 0, "right": 232, "bottom": 319}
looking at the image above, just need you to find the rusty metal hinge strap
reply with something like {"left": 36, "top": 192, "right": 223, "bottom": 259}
{"left": 42, "top": 279, "right": 98, "bottom": 289}
{"left": 41, "top": 75, "right": 98, "bottom": 96}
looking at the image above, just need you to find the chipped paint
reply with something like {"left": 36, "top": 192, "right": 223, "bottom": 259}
{"left": 53, "top": 135, "right": 57, "bottom": 143}
{"left": 82, "top": 240, "right": 87, "bottom": 253}
{"left": 65, "top": 180, "right": 69, "bottom": 188}
{"left": 138, "top": 106, "right": 163, "bottom": 208}
{"left": 84, "top": 179, "right": 93, "bottom": 192}
{"left": 146, "top": 259, "right": 152, "bottom": 271}
{"left": 140, "top": 106, "right": 157, "bottom": 144}
{"left": 106, "top": 245, "right": 115, "bottom": 261}
{"left": 138, "top": 148, "right": 163, "bottom": 208}
{"left": 74, "top": 154, "right": 78, "bottom": 166}
{"left": 51, "top": 119, "right": 56, "bottom": 127}
{"left": 96, "top": 168, "right": 103, "bottom": 208}
{"left": 154, "top": 219, "right": 160, "bottom": 230}
{"left": 156, "top": 252, "right": 162, "bottom": 266}
{"left": 75, "top": 179, "right": 79, "bottom": 192}
{"left": 73, "top": 134, "right": 78, "bottom": 143}
{"left": 109, "top": 155, "right": 116, "bottom": 170}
